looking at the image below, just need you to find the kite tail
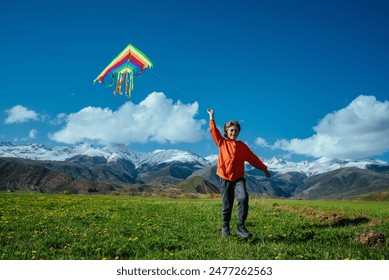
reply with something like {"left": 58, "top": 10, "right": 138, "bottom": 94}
{"left": 114, "top": 73, "right": 124, "bottom": 96}
{"left": 125, "top": 71, "right": 134, "bottom": 98}
{"left": 125, "top": 72, "right": 130, "bottom": 98}
{"left": 131, "top": 72, "right": 134, "bottom": 92}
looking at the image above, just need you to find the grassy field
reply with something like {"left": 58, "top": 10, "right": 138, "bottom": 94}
{"left": 0, "top": 192, "right": 388, "bottom": 260}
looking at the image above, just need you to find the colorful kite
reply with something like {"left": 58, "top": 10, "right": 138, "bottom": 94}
{"left": 94, "top": 44, "right": 153, "bottom": 97}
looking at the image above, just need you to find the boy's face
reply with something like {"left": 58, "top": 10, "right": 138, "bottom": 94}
{"left": 226, "top": 125, "right": 239, "bottom": 140}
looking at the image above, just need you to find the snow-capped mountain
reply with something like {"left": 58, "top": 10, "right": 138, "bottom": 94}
{"left": 262, "top": 156, "right": 387, "bottom": 177}
{"left": 0, "top": 141, "right": 209, "bottom": 168}
{"left": 0, "top": 141, "right": 387, "bottom": 176}
{"left": 1, "top": 141, "right": 389, "bottom": 199}
{"left": 136, "top": 149, "right": 209, "bottom": 168}
{"left": 200, "top": 150, "right": 388, "bottom": 177}
{"left": 0, "top": 141, "right": 106, "bottom": 161}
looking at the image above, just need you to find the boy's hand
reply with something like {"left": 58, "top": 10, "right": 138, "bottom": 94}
{"left": 265, "top": 170, "right": 271, "bottom": 178}
{"left": 207, "top": 108, "right": 214, "bottom": 119}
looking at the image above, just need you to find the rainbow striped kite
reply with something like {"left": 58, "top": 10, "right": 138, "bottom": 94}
{"left": 94, "top": 44, "right": 153, "bottom": 97}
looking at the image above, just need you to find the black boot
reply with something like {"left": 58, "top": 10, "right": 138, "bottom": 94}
{"left": 222, "top": 225, "right": 231, "bottom": 238}
{"left": 236, "top": 225, "right": 252, "bottom": 238}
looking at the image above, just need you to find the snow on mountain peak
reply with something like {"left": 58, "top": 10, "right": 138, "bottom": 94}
{"left": 205, "top": 154, "right": 218, "bottom": 165}
{"left": 0, "top": 142, "right": 210, "bottom": 168}
{"left": 264, "top": 156, "right": 387, "bottom": 176}
{"left": 0, "top": 140, "right": 13, "bottom": 147}
{"left": 137, "top": 149, "right": 209, "bottom": 167}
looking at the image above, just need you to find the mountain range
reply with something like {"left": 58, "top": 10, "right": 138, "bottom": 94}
{"left": 1, "top": 141, "right": 389, "bottom": 200}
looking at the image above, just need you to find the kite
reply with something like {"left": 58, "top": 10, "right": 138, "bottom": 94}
{"left": 94, "top": 44, "right": 153, "bottom": 97}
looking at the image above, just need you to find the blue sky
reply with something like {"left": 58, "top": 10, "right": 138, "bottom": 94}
{"left": 1, "top": 0, "right": 389, "bottom": 162}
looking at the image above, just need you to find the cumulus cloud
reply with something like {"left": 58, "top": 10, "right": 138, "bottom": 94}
{"left": 5, "top": 105, "right": 38, "bottom": 124}
{"left": 50, "top": 92, "right": 206, "bottom": 145}
{"left": 260, "top": 95, "right": 389, "bottom": 160}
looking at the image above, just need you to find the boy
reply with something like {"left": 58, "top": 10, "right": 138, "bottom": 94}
{"left": 207, "top": 108, "right": 271, "bottom": 238}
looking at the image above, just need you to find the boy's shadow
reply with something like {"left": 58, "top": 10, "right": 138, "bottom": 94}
{"left": 315, "top": 216, "right": 370, "bottom": 227}
{"left": 241, "top": 216, "right": 371, "bottom": 244}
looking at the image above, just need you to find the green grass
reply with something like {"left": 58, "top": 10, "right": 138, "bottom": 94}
{"left": 1, "top": 192, "right": 388, "bottom": 260}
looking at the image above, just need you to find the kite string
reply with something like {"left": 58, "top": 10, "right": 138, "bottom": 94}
{"left": 149, "top": 69, "right": 197, "bottom": 103}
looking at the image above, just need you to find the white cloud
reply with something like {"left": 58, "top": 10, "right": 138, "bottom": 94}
{"left": 29, "top": 129, "right": 38, "bottom": 139}
{"left": 49, "top": 113, "right": 67, "bottom": 125}
{"left": 50, "top": 92, "right": 206, "bottom": 145}
{"left": 5, "top": 105, "right": 38, "bottom": 124}
{"left": 255, "top": 137, "right": 270, "bottom": 147}
{"left": 260, "top": 95, "right": 389, "bottom": 160}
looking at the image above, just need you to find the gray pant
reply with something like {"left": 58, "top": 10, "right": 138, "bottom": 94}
{"left": 219, "top": 177, "right": 249, "bottom": 227}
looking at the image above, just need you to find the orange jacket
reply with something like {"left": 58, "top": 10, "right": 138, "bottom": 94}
{"left": 209, "top": 119, "right": 268, "bottom": 181}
